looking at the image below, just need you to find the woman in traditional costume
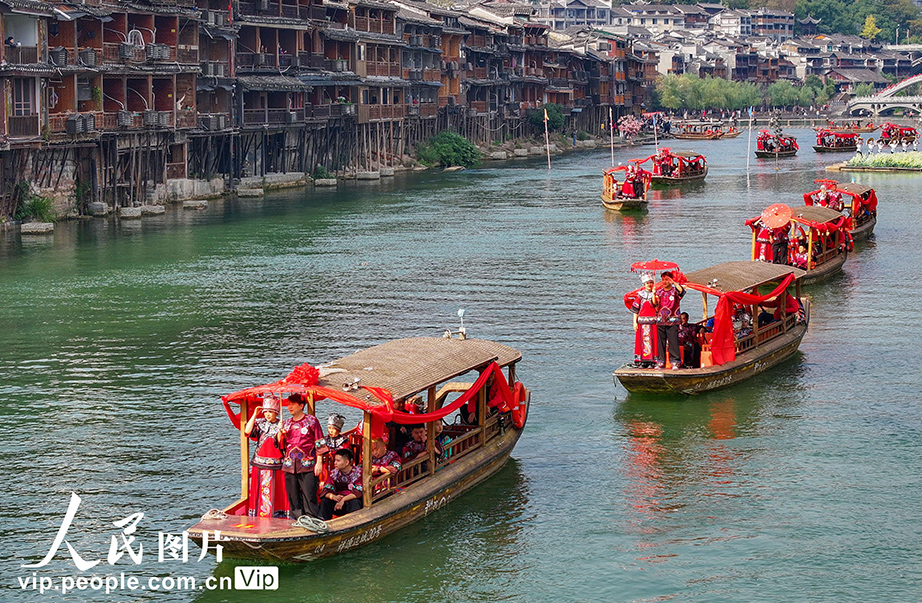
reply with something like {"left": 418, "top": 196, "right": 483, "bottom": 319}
{"left": 244, "top": 396, "right": 289, "bottom": 518}
{"left": 632, "top": 273, "right": 659, "bottom": 368}
{"left": 755, "top": 220, "right": 773, "bottom": 262}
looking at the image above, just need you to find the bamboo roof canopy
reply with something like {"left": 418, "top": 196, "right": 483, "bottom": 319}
{"left": 686, "top": 261, "right": 806, "bottom": 294}
{"left": 836, "top": 183, "right": 874, "bottom": 196}
{"left": 793, "top": 205, "right": 847, "bottom": 224}
{"left": 316, "top": 337, "right": 521, "bottom": 405}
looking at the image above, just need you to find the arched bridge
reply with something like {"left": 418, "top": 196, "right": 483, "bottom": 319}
{"left": 847, "top": 95, "right": 922, "bottom": 116}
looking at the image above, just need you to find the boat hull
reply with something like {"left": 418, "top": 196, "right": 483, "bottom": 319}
{"left": 720, "top": 131, "right": 742, "bottom": 138}
{"left": 187, "top": 420, "right": 525, "bottom": 562}
{"left": 602, "top": 193, "right": 647, "bottom": 211}
{"left": 813, "top": 145, "right": 858, "bottom": 153}
{"left": 755, "top": 150, "right": 798, "bottom": 158}
{"left": 614, "top": 316, "right": 809, "bottom": 395}
{"left": 801, "top": 251, "right": 846, "bottom": 285}
{"left": 651, "top": 166, "right": 707, "bottom": 184}
{"left": 850, "top": 215, "right": 876, "bottom": 241}
{"left": 673, "top": 133, "right": 721, "bottom": 140}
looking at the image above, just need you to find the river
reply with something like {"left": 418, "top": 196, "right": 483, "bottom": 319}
{"left": 3, "top": 128, "right": 922, "bottom": 602}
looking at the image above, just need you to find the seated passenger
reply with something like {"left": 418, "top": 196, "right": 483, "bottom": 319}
{"left": 386, "top": 398, "right": 418, "bottom": 452}
{"left": 677, "top": 312, "right": 700, "bottom": 368}
{"left": 316, "top": 413, "right": 349, "bottom": 456}
{"left": 435, "top": 421, "right": 452, "bottom": 462}
{"left": 736, "top": 316, "right": 753, "bottom": 339}
{"left": 402, "top": 424, "right": 429, "bottom": 460}
{"left": 370, "top": 438, "right": 401, "bottom": 493}
{"left": 792, "top": 243, "right": 809, "bottom": 269}
{"left": 319, "top": 448, "right": 363, "bottom": 520}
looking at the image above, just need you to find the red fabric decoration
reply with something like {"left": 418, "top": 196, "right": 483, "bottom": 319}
{"left": 706, "top": 274, "right": 796, "bottom": 365}
{"left": 221, "top": 362, "right": 523, "bottom": 433}
{"left": 285, "top": 363, "right": 319, "bottom": 386}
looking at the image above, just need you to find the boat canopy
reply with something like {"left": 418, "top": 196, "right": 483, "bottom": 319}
{"left": 684, "top": 261, "right": 806, "bottom": 295}
{"left": 793, "top": 205, "right": 849, "bottom": 227}
{"left": 221, "top": 337, "right": 524, "bottom": 438}
{"left": 816, "top": 130, "right": 858, "bottom": 139}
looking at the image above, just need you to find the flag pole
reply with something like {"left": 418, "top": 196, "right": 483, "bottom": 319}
{"left": 544, "top": 107, "right": 551, "bottom": 171}
{"left": 653, "top": 113, "right": 659, "bottom": 153}
{"left": 609, "top": 107, "right": 615, "bottom": 167}
{"left": 746, "top": 106, "right": 754, "bottom": 172}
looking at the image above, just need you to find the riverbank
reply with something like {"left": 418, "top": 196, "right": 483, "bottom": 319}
{"left": 4, "top": 131, "right": 637, "bottom": 233}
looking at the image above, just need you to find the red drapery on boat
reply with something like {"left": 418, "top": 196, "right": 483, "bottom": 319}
{"left": 700, "top": 274, "right": 796, "bottom": 365}
{"left": 221, "top": 361, "right": 523, "bottom": 439}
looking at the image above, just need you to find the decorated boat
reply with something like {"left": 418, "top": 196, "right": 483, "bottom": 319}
{"left": 747, "top": 203, "right": 851, "bottom": 285}
{"left": 814, "top": 121, "right": 878, "bottom": 134}
{"left": 813, "top": 130, "right": 859, "bottom": 153}
{"left": 672, "top": 121, "right": 723, "bottom": 140}
{"left": 755, "top": 130, "right": 798, "bottom": 158}
{"left": 718, "top": 126, "right": 742, "bottom": 138}
{"left": 879, "top": 123, "right": 918, "bottom": 142}
{"left": 638, "top": 148, "right": 707, "bottom": 184}
{"left": 601, "top": 162, "right": 652, "bottom": 211}
{"left": 186, "top": 336, "right": 530, "bottom": 562}
{"left": 804, "top": 180, "right": 877, "bottom": 241}
{"left": 614, "top": 261, "right": 809, "bottom": 395}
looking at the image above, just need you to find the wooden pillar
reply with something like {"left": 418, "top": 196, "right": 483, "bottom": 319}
{"left": 239, "top": 399, "right": 249, "bottom": 500}
{"left": 362, "top": 411, "right": 372, "bottom": 508}
{"left": 427, "top": 385, "right": 436, "bottom": 476}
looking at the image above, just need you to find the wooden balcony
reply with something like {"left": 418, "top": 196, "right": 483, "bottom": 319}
{"left": 177, "top": 46, "right": 199, "bottom": 64}
{"left": 366, "top": 61, "right": 400, "bottom": 77}
{"left": 469, "top": 100, "right": 487, "bottom": 113}
{"left": 356, "top": 104, "right": 406, "bottom": 123}
{"left": 8, "top": 114, "right": 40, "bottom": 137}
{"left": 176, "top": 109, "right": 197, "bottom": 129}
{"left": 4, "top": 46, "right": 39, "bottom": 64}
{"left": 237, "top": 52, "right": 278, "bottom": 69}
{"left": 423, "top": 69, "right": 441, "bottom": 82}
{"left": 243, "top": 107, "right": 305, "bottom": 125}
{"left": 353, "top": 16, "right": 394, "bottom": 34}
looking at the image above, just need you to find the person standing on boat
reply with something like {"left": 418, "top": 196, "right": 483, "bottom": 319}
{"left": 755, "top": 221, "right": 773, "bottom": 262}
{"left": 280, "top": 395, "right": 325, "bottom": 520}
{"left": 771, "top": 225, "right": 789, "bottom": 265}
{"left": 655, "top": 271, "right": 685, "bottom": 369}
{"left": 631, "top": 273, "right": 659, "bottom": 368}
{"left": 243, "top": 396, "right": 288, "bottom": 518}
{"left": 320, "top": 448, "right": 363, "bottom": 519}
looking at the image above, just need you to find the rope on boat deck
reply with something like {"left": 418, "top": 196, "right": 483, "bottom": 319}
{"left": 292, "top": 515, "right": 329, "bottom": 533}
{"left": 200, "top": 509, "right": 228, "bottom": 521}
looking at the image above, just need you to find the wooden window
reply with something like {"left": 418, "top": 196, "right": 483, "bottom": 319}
{"left": 13, "top": 79, "right": 33, "bottom": 116}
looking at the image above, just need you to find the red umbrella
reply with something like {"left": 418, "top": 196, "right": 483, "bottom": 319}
{"left": 630, "top": 259, "right": 680, "bottom": 273}
{"left": 761, "top": 204, "right": 793, "bottom": 229}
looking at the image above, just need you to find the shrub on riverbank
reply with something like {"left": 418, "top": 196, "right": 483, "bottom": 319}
{"left": 14, "top": 182, "right": 55, "bottom": 222}
{"left": 847, "top": 151, "right": 922, "bottom": 168}
{"left": 417, "top": 132, "right": 481, "bottom": 168}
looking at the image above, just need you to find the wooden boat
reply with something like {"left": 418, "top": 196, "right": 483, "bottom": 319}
{"left": 186, "top": 336, "right": 530, "bottom": 562}
{"left": 814, "top": 122, "right": 878, "bottom": 134}
{"left": 747, "top": 204, "right": 851, "bottom": 285}
{"left": 718, "top": 127, "right": 742, "bottom": 138}
{"left": 755, "top": 130, "right": 798, "bottom": 158}
{"left": 672, "top": 121, "right": 723, "bottom": 140}
{"left": 804, "top": 180, "right": 877, "bottom": 241}
{"left": 614, "top": 261, "right": 809, "bottom": 395}
{"left": 879, "top": 123, "right": 918, "bottom": 143}
{"left": 601, "top": 163, "right": 652, "bottom": 211}
{"left": 813, "top": 130, "right": 859, "bottom": 153}
{"left": 638, "top": 148, "right": 707, "bottom": 184}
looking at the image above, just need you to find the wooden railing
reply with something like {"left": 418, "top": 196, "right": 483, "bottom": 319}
{"left": 357, "top": 104, "right": 406, "bottom": 123}
{"left": 366, "top": 61, "right": 400, "bottom": 77}
{"left": 243, "top": 107, "right": 300, "bottom": 125}
{"left": 176, "top": 109, "right": 197, "bottom": 128}
{"left": 353, "top": 16, "right": 393, "bottom": 34}
{"left": 8, "top": 114, "right": 39, "bottom": 137}
{"left": 4, "top": 46, "right": 39, "bottom": 64}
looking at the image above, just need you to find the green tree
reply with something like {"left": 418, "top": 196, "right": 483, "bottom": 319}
{"left": 416, "top": 132, "right": 481, "bottom": 168}
{"left": 767, "top": 80, "right": 800, "bottom": 108}
{"left": 852, "top": 83, "right": 875, "bottom": 97}
{"left": 860, "top": 14, "right": 882, "bottom": 39}
{"left": 528, "top": 103, "right": 565, "bottom": 131}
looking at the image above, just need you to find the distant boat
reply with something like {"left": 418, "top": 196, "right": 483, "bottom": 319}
{"left": 637, "top": 148, "right": 707, "bottom": 184}
{"left": 813, "top": 130, "right": 859, "bottom": 153}
{"left": 755, "top": 130, "right": 798, "bottom": 158}
{"left": 672, "top": 120, "right": 723, "bottom": 140}
{"left": 601, "top": 162, "right": 652, "bottom": 211}
{"left": 804, "top": 180, "right": 877, "bottom": 241}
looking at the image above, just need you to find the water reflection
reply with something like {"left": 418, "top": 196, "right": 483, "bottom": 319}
{"left": 192, "top": 460, "right": 532, "bottom": 603}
